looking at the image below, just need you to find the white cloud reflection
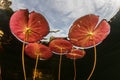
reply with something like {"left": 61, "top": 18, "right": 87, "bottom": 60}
{"left": 10, "top": 0, "right": 120, "bottom": 38}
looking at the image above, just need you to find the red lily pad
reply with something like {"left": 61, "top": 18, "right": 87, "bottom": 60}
{"left": 25, "top": 43, "right": 52, "bottom": 60}
{"left": 68, "top": 14, "right": 110, "bottom": 48}
{"left": 66, "top": 49, "right": 86, "bottom": 59}
{"left": 10, "top": 9, "right": 49, "bottom": 43}
{"left": 49, "top": 38, "right": 73, "bottom": 55}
